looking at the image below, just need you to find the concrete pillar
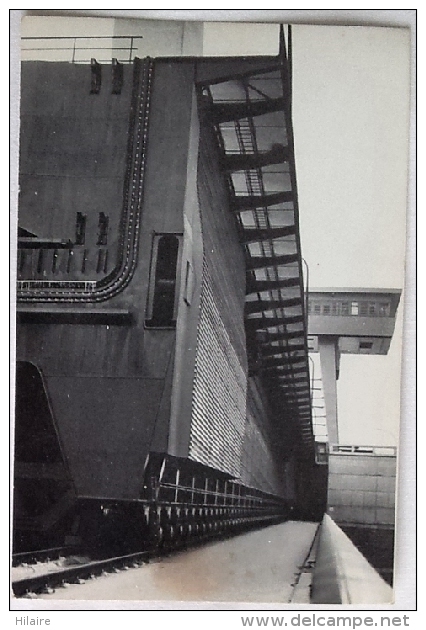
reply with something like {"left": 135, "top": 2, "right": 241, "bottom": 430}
{"left": 318, "top": 336, "right": 339, "bottom": 444}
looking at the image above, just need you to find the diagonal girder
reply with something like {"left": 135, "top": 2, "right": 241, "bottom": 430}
{"left": 240, "top": 225, "right": 296, "bottom": 244}
{"left": 221, "top": 144, "right": 290, "bottom": 172}
{"left": 260, "top": 343, "right": 305, "bottom": 356}
{"left": 233, "top": 190, "right": 293, "bottom": 211}
{"left": 285, "top": 395, "right": 312, "bottom": 403}
{"left": 279, "top": 386, "right": 310, "bottom": 394}
{"left": 283, "top": 386, "right": 310, "bottom": 392}
{"left": 259, "top": 330, "right": 304, "bottom": 342}
{"left": 278, "top": 373, "right": 308, "bottom": 384}
{"left": 263, "top": 355, "right": 307, "bottom": 368}
{"left": 247, "top": 314, "right": 304, "bottom": 329}
{"left": 245, "top": 296, "right": 302, "bottom": 315}
{"left": 247, "top": 253, "right": 299, "bottom": 270}
{"left": 262, "top": 365, "right": 308, "bottom": 375}
{"left": 283, "top": 403, "right": 312, "bottom": 410}
{"left": 246, "top": 276, "right": 301, "bottom": 294}
{"left": 209, "top": 96, "right": 285, "bottom": 124}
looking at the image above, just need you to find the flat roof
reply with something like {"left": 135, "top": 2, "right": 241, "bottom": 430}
{"left": 309, "top": 288, "right": 401, "bottom": 295}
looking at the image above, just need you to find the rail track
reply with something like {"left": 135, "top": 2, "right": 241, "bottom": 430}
{"left": 12, "top": 549, "right": 151, "bottom": 598}
{"left": 12, "top": 546, "right": 77, "bottom": 568}
{"left": 12, "top": 510, "right": 286, "bottom": 598}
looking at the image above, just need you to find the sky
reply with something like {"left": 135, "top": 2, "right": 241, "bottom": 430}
{"left": 205, "top": 22, "right": 411, "bottom": 448}
{"left": 205, "top": 22, "right": 411, "bottom": 446}
{"left": 16, "top": 15, "right": 411, "bottom": 447}
{"left": 290, "top": 25, "right": 410, "bottom": 446}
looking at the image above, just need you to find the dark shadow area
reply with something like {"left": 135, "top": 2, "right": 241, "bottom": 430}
{"left": 341, "top": 525, "right": 394, "bottom": 586}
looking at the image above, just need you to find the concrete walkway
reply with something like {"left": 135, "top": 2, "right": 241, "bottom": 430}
{"left": 35, "top": 520, "right": 319, "bottom": 604}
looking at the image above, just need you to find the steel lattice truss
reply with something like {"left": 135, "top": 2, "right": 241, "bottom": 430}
{"left": 198, "top": 30, "right": 314, "bottom": 456}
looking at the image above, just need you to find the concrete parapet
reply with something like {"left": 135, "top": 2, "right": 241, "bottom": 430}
{"left": 311, "top": 515, "right": 392, "bottom": 604}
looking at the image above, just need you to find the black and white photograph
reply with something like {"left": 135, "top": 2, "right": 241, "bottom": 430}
{"left": 10, "top": 10, "right": 415, "bottom": 612}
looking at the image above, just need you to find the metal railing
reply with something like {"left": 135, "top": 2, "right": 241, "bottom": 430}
{"left": 21, "top": 35, "right": 144, "bottom": 64}
{"left": 330, "top": 445, "right": 397, "bottom": 457}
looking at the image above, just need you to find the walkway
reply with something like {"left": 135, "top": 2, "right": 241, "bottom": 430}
{"left": 35, "top": 520, "right": 319, "bottom": 605}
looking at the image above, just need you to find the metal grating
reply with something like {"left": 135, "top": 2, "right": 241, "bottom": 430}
{"left": 240, "top": 413, "right": 284, "bottom": 496}
{"left": 189, "top": 258, "right": 247, "bottom": 477}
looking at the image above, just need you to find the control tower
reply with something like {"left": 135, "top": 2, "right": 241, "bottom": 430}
{"left": 307, "top": 288, "right": 401, "bottom": 443}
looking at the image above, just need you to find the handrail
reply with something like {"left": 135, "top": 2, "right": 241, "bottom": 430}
{"left": 330, "top": 444, "right": 397, "bottom": 456}
{"left": 21, "top": 35, "right": 144, "bottom": 64}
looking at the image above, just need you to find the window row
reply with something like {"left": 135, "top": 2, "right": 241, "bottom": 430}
{"left": 307, "top": 300, "right": 390, "bottom": 318}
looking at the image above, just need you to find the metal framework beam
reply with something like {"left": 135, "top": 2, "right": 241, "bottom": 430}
{"left": 245, "top": 296, "right": 301, "bottom": 315}
{"left": 262, "top": 365, "right": 308, "bottom": 375}
{"left": 261, "top": 343, "right": 305, "bottom": 356}
{"left": 246, "top": 276, "right": 300, "bottom": 294}
{"left": 240, "top": 225, "right": 296, "bottom": 244}
{"left": 247, "top": 253, "right": 299, "bottom": 270}
{"left": 222, "top": 144, "right": 290, "bottom": 172}
{"left": 263, "top": 356, "right": 307, "bottom": 368}
{"left": 233, "top": 190, "right": 293, "bottom": 211}
{"left": 247, "top": 314, "right": 304, "bottom": 329}
{"left": 279, "top": 382, "right": 310, "bottom": 389}
{"left": 259, "top": 330, "right": 305, "bottom": 342}
{"left": 209, "top": 96, "right": 285, "bottom": 124}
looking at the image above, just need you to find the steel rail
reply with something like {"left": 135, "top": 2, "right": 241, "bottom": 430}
{"left": 12, "top": 550, "right": 151, "bottom": 598}
{"left": 12, "top": 512, "right": 288, "bottom": 597}
{"left": 12, "top": 546, "right": 76, "bottom": 568}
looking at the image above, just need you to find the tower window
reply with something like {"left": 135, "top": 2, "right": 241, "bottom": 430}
{"left": 379, "top": 302, "right": 390, "bottom": 317}
{"left": 359, "top": 341, "right": 373, "bottom": 350}
{"left": 351, "top": 301, "right": 359, "bottom": 315}
{"left": 146, "top": 234, "right": 180, "bottom": 328}
{"left": 360, "top": 302, "right": 368, "bottom": 316}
